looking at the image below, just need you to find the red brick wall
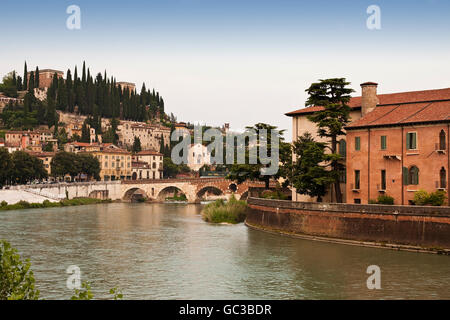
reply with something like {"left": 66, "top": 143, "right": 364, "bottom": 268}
{"left": 346, "top": 124, "right": 450, "bottom": 205}
{"left": 247, "top": 198, "right": 450, "bottom": 250}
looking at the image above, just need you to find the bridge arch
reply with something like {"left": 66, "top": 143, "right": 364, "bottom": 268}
{"left": 89, "top": 190, "right": 109, "bottom": 200}
{"left": 196, "top": 186, "right": 225, "bottom": 201}
{"left": 123, "top": 188, "right": 148, "bottom": 202}
{"left": 239, "top": 191, "right": 249, "bottom": 201}
{"left": 157, "top": 186, "right": 188, "bottom": 202}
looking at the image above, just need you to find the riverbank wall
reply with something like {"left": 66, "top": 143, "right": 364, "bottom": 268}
{"left": 246, "top": 198, "right": 450, "bottom": 254}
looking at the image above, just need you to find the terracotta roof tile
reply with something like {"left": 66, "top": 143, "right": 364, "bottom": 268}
{"left": 347, "top": 101, "right": 450, "bottom": 129}
{"left": 286, "top": 87, "right": 450, "bottom": 116}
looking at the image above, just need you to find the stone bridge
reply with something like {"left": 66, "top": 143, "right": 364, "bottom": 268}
{"left": 121, "top": 178, "right": 259, "bottom": 202}
{"left": 16, "top": 178, "right": 269, "bottom": 203}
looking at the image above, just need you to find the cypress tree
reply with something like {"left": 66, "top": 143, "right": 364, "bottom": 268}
{"left": 28, "top": 71, "right": 35, "bottom": 92}
{"left": 23, "top": 61, "right": 28, "bottom": 91}
{"left": 35, "top": 66, "right": 40, "bottom": 88}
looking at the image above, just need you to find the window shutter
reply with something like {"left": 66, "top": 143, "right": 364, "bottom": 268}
{"left": 381, "top": 136, "right": 386, "bottom": 150}
{"left": 412, "top": 133, "right": 417, "bottom": 149}
{"left": 406, "top": 133, "right": 410, "bottom": 150}
{"left": 402, "top": 167, "right": 409, "bottom": 185}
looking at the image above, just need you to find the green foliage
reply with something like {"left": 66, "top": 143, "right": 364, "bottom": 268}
{"left": 0, "top": 71, "right": 18, "bottom": 98}
{"left": 132, "top": 136, "right": 142, "bottom": 153}
{"left": 71, "top": 281, "right": 93, "bottom": 300}
{"left": 305, "top": 78, "right": 355, "bottom": 203}
{"left": 109, "top": 287, "right": 123, "bottom": 300}
{"left": 50, "top": 152, "right": 100, "bottom": 180}
{"left": 165, "top": 193, "right": 187, "bottom": 202}
{"left": 201, "top": 195, "right": 247, "bottom": 224}
{"left": 0, "top": 198, "right": 110, "bottom": 211}
{"left": 227, "top": 123, "right": 286, "bottom": 189}
{"left": 10, "top": 151, "right": 48, "bottom": 184}
{"left": 288, "top": 133, "right": 335, "bottom": 201}
{"left": 413, "top": 190, "right": 447, "bottom": 206}
{"left": 0, "top": 240, "right": 40, "bottom": 300}
{"left": 371, "top": 194, "right": 395, "bottom": 205}
{"left": 0, "top": 148, "right": 13, "bottom": 186}
{"left": 261, "top": 188, "right": 289, "bottom": 200}
{"left": 163, "top": 157, "right": 190, "bottom": 178}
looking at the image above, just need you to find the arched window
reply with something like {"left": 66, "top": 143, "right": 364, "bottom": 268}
{"left": 440, "top": 167, "right": 447, "bottom": 189}
{"left": 339, "top": 139, "right": 347, "bottom": 157}
{"left": 409, "top": 166, "right": 419, "bottom": 185}
{"left": 439, "top": 130, "right": 446, "bottom": 151}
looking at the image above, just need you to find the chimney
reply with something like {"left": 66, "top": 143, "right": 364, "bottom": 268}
{"left": 360, "top": 82, "right": 379, "bottom": 116}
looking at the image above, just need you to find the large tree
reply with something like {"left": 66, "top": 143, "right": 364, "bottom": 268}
{"left": 10, "top": 151, "right": 48, "bottom": 185}
{"left": 227, "top": 123, "right": 287, "bottom": 189}
{"left": 0, "top": 148, "right": 13, "bottom": 186}
{"left": 305, "top": 78, "right": 354, "bottom": 203}
{"left": 288, "top": 133, "right": 336, "bottom": 202}
{"left": 50, "top": 152, "right": 80, "bottom": 181}
{"left": 132, "top": 136, "right": 142, "bottom": 153}
{"left": 77, "top": 154, "right": 101, "bottom": 181}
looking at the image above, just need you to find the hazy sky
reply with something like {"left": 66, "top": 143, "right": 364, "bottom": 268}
{"left": 2, "top": 0, "right": 450, "bottom": 140}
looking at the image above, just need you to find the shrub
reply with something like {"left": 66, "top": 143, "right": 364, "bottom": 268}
{"left": 376, "top": 195, "right": 395, "bottom": 205}
{"left": 261, "top": 189, "right": 288, "bottom": 200}
{"left": 201, "top": 195, "right": 247, "bottom": 224}
{"left": 413, "top": 190, "right": 429, "bottom": 206}
{"left": 0, "top": 240, "right": 40, "bottom": 300}
{"left": 413, "top": 190, "right": 447, "bottom": 206}
{"left": 0, "top": 201, "right": 7, "bottom": 207}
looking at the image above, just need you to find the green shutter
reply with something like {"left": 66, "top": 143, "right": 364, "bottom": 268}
{"left": 355, "top": 137, "right": 360, "bottom": 151}
{"left": 412, "top": 133, "right": 417, "bottom": 149}
{"left": 403, "top": 167, "right": 409, "bottom": 185}
{"left": 381, "top": 136, "right": 386, "bottom": 150}
{"left": 406, "top": 133, "right": 411, "bottom": 150}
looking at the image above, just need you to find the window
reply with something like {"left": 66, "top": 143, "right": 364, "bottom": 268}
{"left": 440, "top": 167, "right": 447, "bottom": 189}
{"left": 104, "top": 162, "right": 108, "bottom": 168}
{"left": 339, "top": 139, "right": 347, "bottom": 157}
{"left": 408, "top": 166, "right": 419, "bottom": 185}
{"left": 439, "top": 130, "right": 446, "bottom": 151}
{"left": 354, "top": 199, "right": 361, "bottom": 204}
{"left": 381, "top": 136, "right": 387, "bottom": 150}
{"left": 354, "top": 170, "right": 360, "bottom": 189}
{"left": 406, "top": 132, "right": 417, "bottom": 150}
{"left": 355, "top": 137, "right": 361, "bottom": 151}
{"left": 381, "top": 170, "right": 386, "bottom": 190}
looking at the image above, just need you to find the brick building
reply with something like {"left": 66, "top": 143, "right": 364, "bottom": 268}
{"left": 287, "top": 82, "right": 450, "bottom": 206}
{"left": 345, "top": 84, "right": 450, "bottom": 206}
{"left": 28, "top": 69, "right": 64, "bottom": 89}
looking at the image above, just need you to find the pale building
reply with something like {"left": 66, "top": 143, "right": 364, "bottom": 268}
{"left": 187, "top": 143, "right": 211, "bottom": 171}
{"left": 134, "top": 150, "right": 163, "bottom": 179}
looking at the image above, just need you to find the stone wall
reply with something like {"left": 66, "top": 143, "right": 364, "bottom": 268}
{"left": 246, "top": 198, "right": 450, "bottom": 251}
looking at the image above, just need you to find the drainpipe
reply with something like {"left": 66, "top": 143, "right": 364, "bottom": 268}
{"left": 448, "top": 124, "right": 450, "bottom": 206}
{"left": 368, "top": 128, "right": 371, "bottom": 204}
{"left": 401, "top": 126, "right": 404, "bottom": 205}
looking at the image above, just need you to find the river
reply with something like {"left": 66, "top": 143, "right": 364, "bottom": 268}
{"left": 0, "top": 203, "right": 449, "bottom": 299}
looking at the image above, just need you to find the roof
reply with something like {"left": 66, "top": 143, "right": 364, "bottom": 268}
{"left": 285, "top": 87, "right": 450, "bottom": 117}
{"left": 346, "top": 100, "right": 450, "bottom": 129}
{"left": 136, "top": 150, "right": 162, "bottom": 156}
{"left": 29, "top": 69, "right": 64, "bottom": 74}
{"left": 132, "top": 161, "right": 150, "bottom": 168}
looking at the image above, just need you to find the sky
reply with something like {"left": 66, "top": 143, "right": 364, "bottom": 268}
{"left": 2, "top": 0, "right": 450, "bottom": 140}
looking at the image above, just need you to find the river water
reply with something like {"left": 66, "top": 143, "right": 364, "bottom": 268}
{"left": 0, "top": 203, "right": 449, "bottom": 300}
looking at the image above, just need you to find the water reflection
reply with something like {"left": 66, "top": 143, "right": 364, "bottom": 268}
{"left": 0, "top": 203, "right": 448, "bottom": 299}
